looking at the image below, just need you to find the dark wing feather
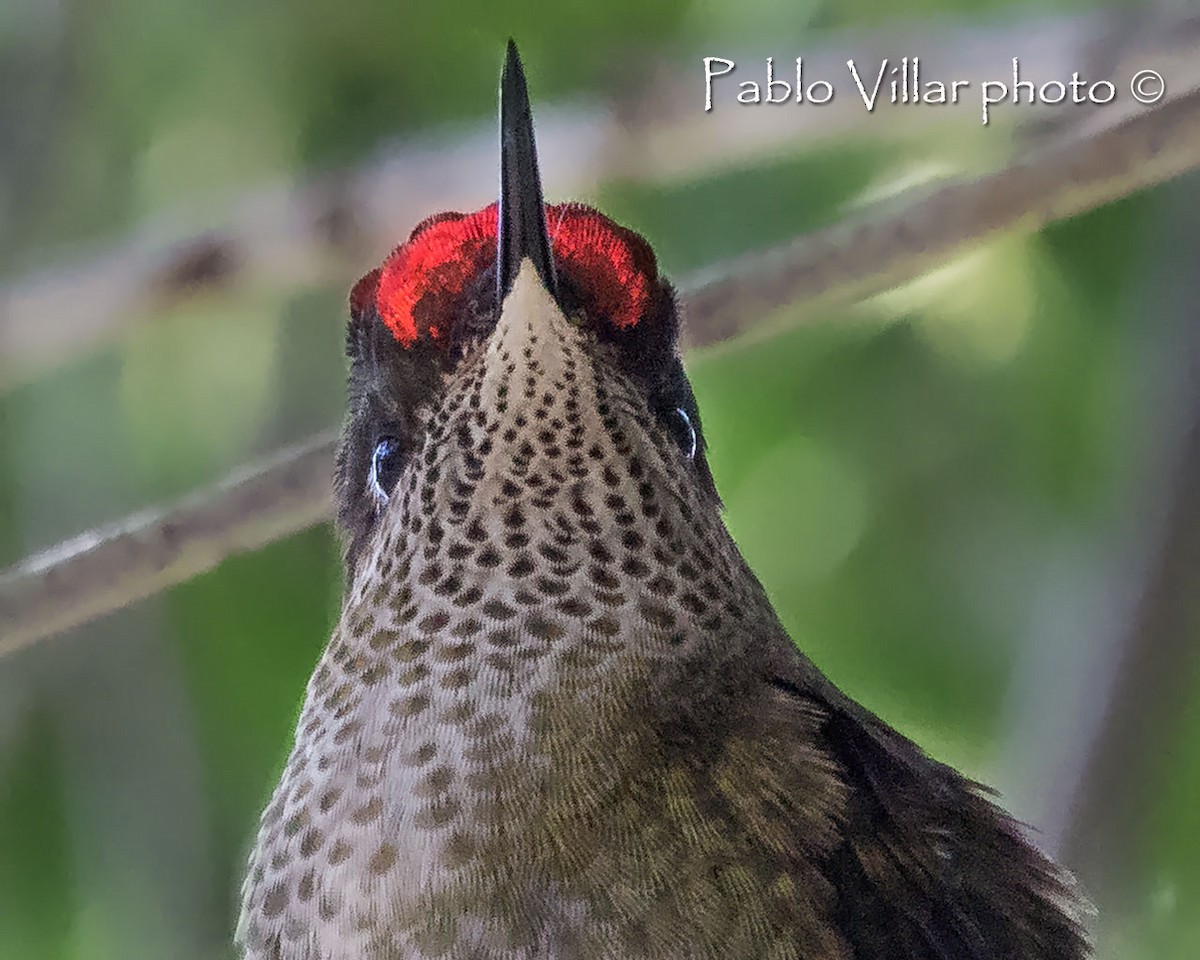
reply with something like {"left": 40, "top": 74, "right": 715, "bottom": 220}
{"left": 769, "top": 675, "right": 1092, "bottom": 960}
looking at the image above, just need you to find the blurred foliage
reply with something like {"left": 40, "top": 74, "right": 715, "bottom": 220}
{"left": 1, "top": 0, "right": 1197, "bottom": 958}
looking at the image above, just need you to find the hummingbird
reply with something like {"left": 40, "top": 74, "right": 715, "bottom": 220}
{"left": 237, "top": 41, "right": 1091, "bottom": 960}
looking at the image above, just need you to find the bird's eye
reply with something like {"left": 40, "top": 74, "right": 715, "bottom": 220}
{"left": 369, "top": 437, "right": 404, "bottom": 505}
{"left": 667, "top": 407, "right": 698, "bottom": 461}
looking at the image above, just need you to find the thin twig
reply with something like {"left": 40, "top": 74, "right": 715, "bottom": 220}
{"left": 4, "top": 88, "right": 1200, "bottom": 653}
{"left": 0, "top": 433, "right": 336, "bottom": 656}
{"left": 680, "top": 85, "right": 1200, "bottom": 350}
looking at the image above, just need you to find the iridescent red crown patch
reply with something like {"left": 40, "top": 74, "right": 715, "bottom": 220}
{"left": 349, "top": 203, "right": 657, "bottom": 347}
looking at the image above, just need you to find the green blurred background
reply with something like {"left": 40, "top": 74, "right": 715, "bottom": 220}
{"left": 1, "top": 0, "right": 1197, "bottom": 957}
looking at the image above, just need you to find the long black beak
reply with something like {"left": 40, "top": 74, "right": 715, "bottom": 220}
{"left": 497, "top": 40, "right": 558, "bottom": 306}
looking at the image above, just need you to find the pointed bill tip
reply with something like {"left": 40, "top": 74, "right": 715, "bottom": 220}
{"left": 501, "top": 39, "right": 526, "bottom": 109}
{"left": 497, "top": 40, "right": 558, "bottom": 308}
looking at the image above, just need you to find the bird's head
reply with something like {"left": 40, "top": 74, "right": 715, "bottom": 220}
{"left": 334, "top": 43, "right": 718, "bottom": 589}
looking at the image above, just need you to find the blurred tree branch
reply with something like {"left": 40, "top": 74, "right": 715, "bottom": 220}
{"left": 992, "top": 175, "right": 1200, "bottom": 935}
{"left": 5, "top": 86, "right": 1200, "bottom": 652}
{"left": 0, "top": 433, "right": 336, "bottom": 657}
{"left": 680, "top": 85, "right": 1200, "bottom": 350}
{"left": 1055, "top": 176, "right": 1200, "bottom": 909}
